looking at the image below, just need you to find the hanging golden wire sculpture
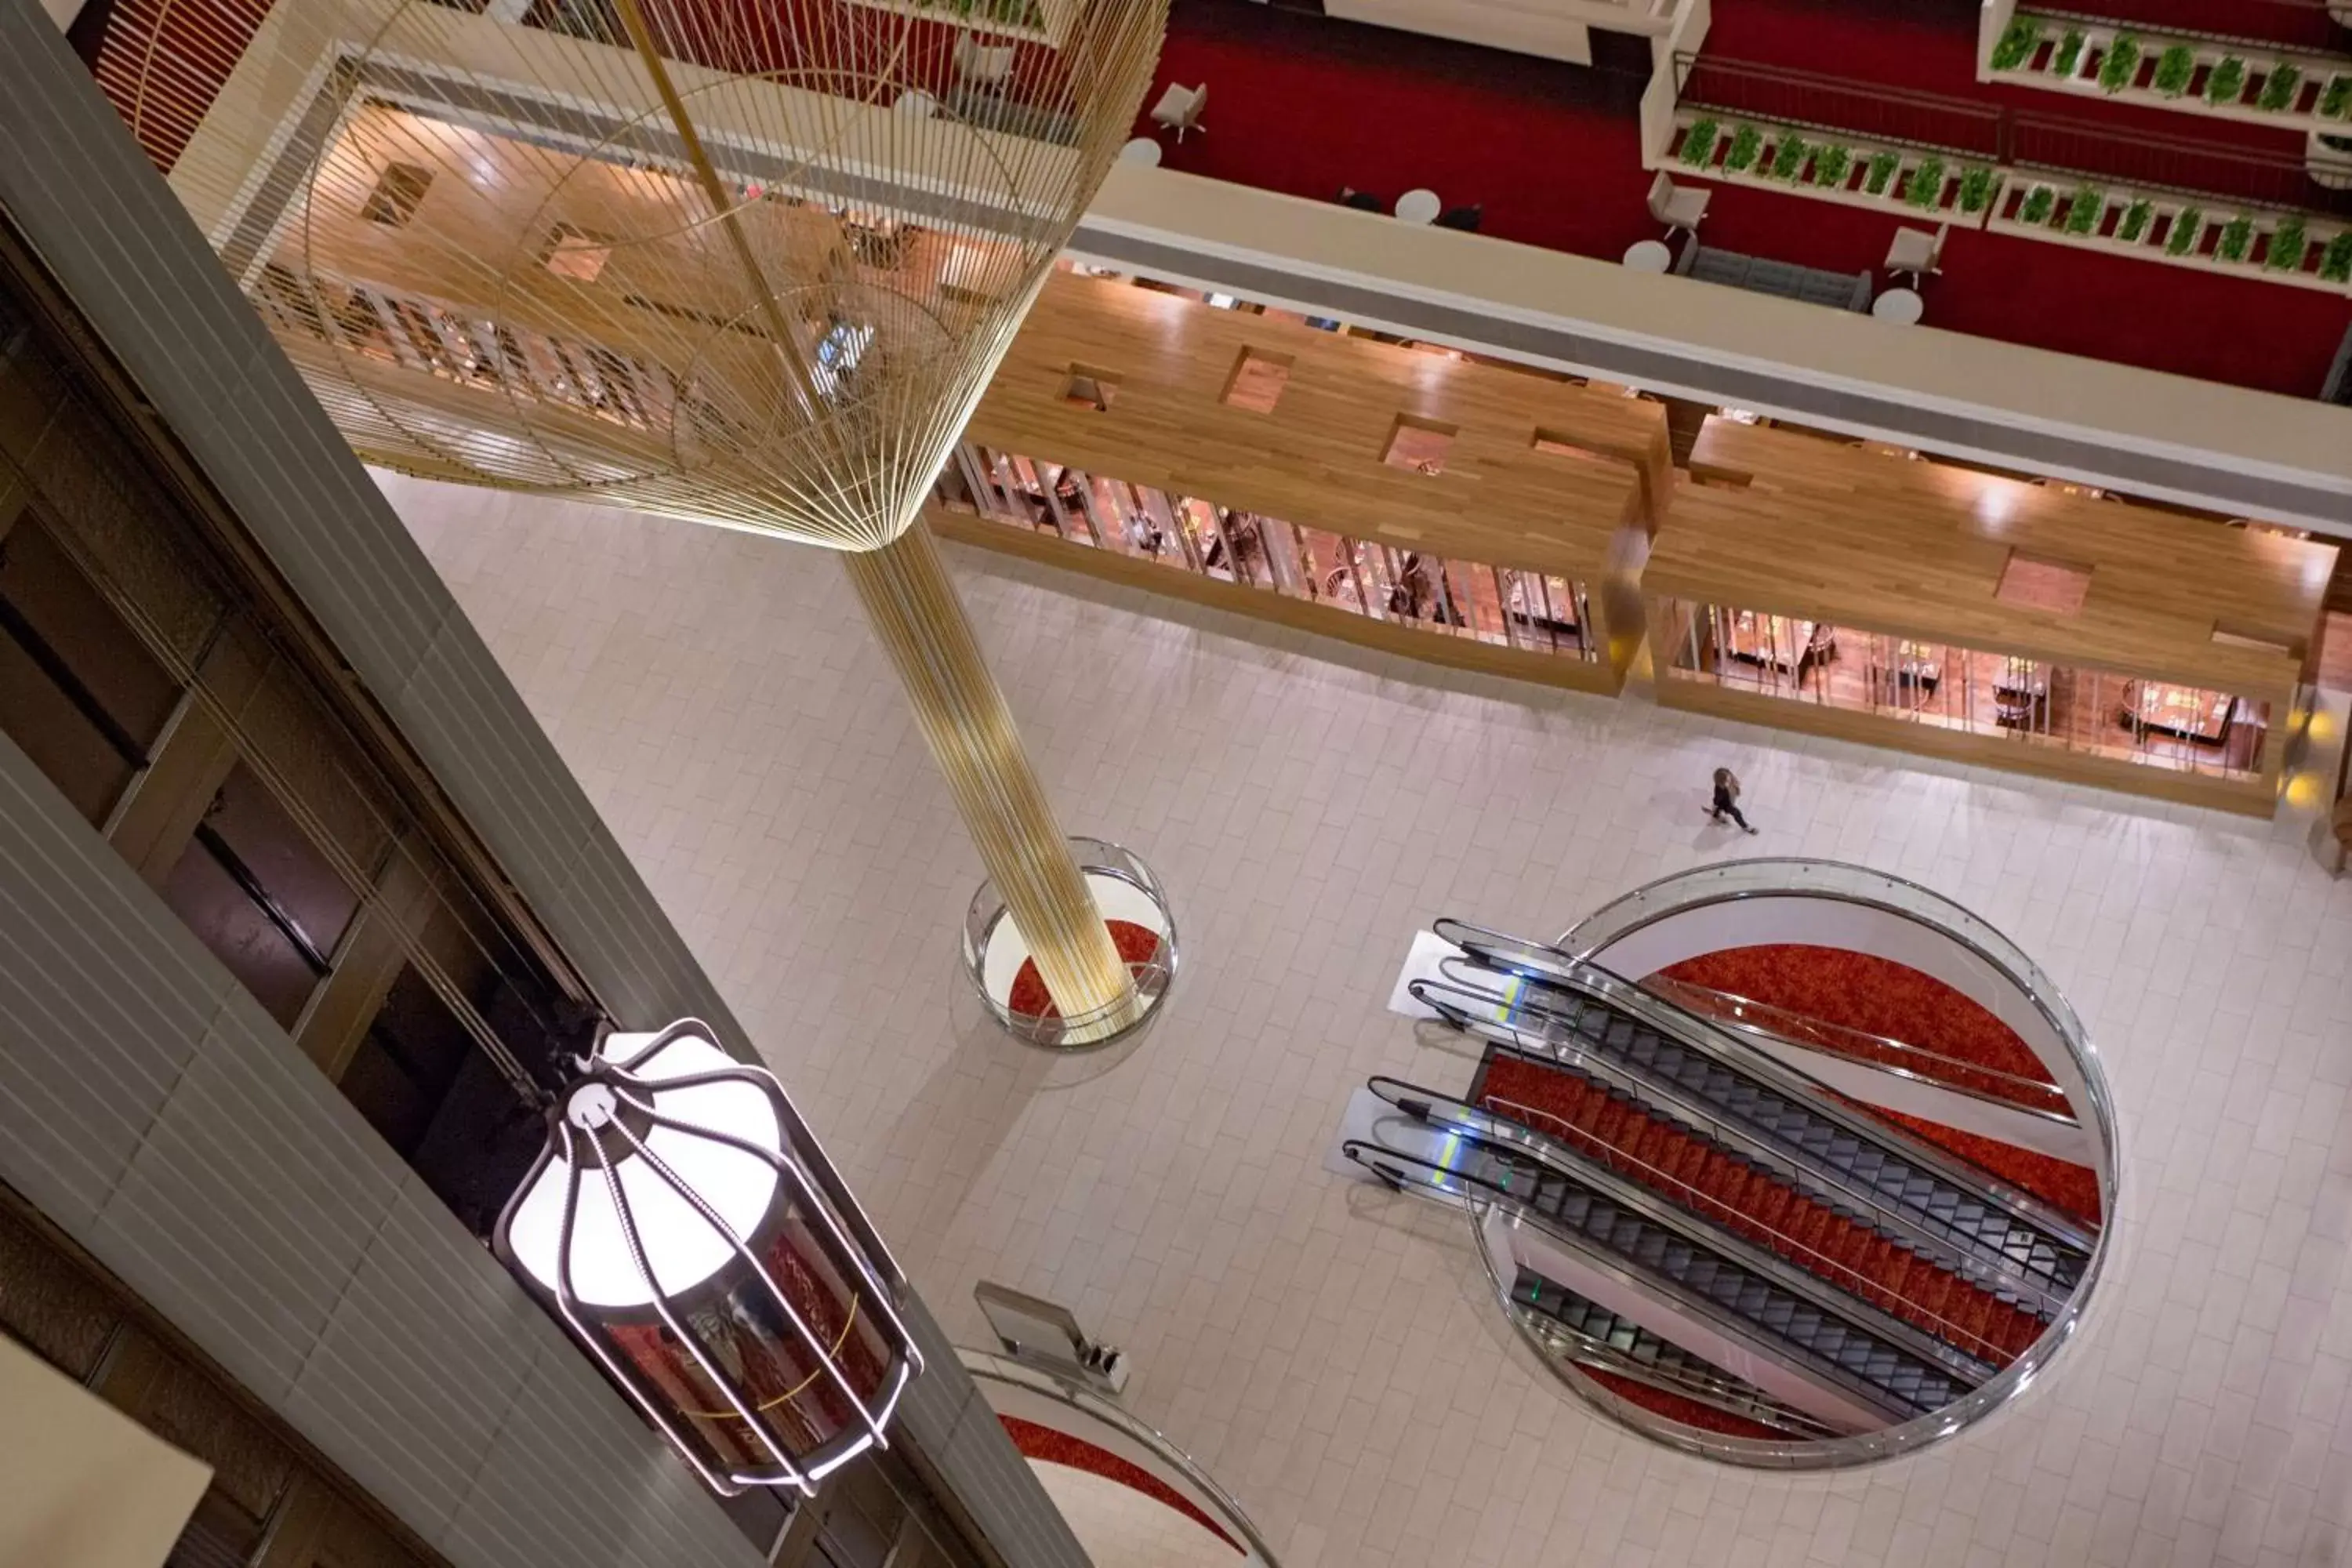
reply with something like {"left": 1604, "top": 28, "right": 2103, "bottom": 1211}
{"left": 124, "top": 0, "right": 1168, "bottom": 552}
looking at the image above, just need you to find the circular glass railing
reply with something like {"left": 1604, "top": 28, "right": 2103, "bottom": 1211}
{"left": 1450, "top": 859, "right": 2118, "bottom": 1469}
{"left": 960, "top": 837, "right": 1178, "bottom": 1049}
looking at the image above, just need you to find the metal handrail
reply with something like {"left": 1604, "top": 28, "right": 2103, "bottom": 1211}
{"left": 1675, "top": 49, "right": 2352, "bottom": 219}
{"left": 1439, "top": 932, "right": 2099, "bottom": 1255}
{"left": 1506, "top": 1287, "right": 1841, "bottom": 1440}
{"left": 1552, "top": 862, "right": 2119, "bottom": 1468}
{"left": 1362, "top": 1079, "right": 2002, "bottom": 1381}
{"left": 1639, "top": 974, "right": 2078, "bottom": 1121}
{"left": 1476, "top": 1092, "right": 2021, "bottom": 1369}
{"left": 956, "top": 1348, "right": 1283, "bottom": 1566}
{"left": 1417, "top": 974, "right": 2077, "bottom": 1314}
{"left": 1346, "top": 1129, "right": 1937, "bottom": 1425}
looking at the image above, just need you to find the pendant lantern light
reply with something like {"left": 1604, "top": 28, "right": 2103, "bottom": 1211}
{"left": 495, "top": 1020, "right": 920, "bottom": 1495}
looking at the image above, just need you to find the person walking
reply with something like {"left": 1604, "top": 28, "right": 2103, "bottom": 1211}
{"left": 1708, "top": 766, "right": 1758, "bottom": 834}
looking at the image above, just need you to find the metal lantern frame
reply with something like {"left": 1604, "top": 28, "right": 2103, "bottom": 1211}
{"left": 495, "top": 1018, "right": 922, "bottom": 1496}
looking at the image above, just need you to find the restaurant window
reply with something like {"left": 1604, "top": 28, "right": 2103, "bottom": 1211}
{"left": 935, "top": 442, "right": 1599, "bottom": 662}
{"left": 0, "top": 514, "right": 183, "bottom": 826}
{"left": 1657, "top": 598, "right": 2268, "bottom": 779}
{"left": 161, "top": 761, "right": 361, "bottom": 1029}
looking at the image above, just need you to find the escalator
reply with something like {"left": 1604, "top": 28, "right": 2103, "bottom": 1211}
{"left": 1421, "top": 920, "right": 2097, "bottom": 1322}
{"left": 1344, "top": 1079, "right": 1990, "bottom": 1432}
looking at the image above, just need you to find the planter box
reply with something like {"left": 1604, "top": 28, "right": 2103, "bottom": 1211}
{"left": 1670, "top": 114, "right": 2002, "bottom": 228}
{"left": 1989, "top": 180, "right": 2352, "bottom": 295}
{"left": 1991, "top": 12, "right": 2352, "bottom": 134}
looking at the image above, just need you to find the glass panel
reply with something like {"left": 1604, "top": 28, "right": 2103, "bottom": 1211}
{"left": 1661, "top": 600, "right": 2265, "bottom": 782}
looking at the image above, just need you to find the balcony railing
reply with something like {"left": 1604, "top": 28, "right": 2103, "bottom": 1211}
{"left": 1678, "top": 52, "right": 2352, "bottom": 220}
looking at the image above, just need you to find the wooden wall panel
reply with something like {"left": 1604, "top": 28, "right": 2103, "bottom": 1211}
{"left": 967, "top": 270, "right": 1661, "bottom": 575}
{"left": 1657, "top": 418, "right": 2333, "bottom": 700}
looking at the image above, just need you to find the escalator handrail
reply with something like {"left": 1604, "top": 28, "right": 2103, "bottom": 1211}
{"left": 1476, "top": 1091, "right": 2027, "bottom": 1373}
{"left": 1359, "top": 1079, "right": 2002, "bottom": 1385}
{"left": 1414, "top": 974, "right": 2076, "bottom": 1316}
{"left": 1507, "top": 1288, "right": 1842, "bottom": 1441}
{"left": 1639, "top": 973, "right": 2080, "bottom": 1125}
{"left": 1432, "top": 925, "right": 2101, "bottom": 1255}
{"left": 1342, "top": 1128, "right": 1932, "bottom": 1424}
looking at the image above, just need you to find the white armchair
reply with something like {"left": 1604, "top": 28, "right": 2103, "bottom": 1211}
{"left": 1646, "top": 171, "right": 1709, "bottom": 240}
{"left": 1149, "top": 82, "right": 1207, "bottom": 141}
{"left": 1885, "top": 223, "right": 1949, "bottom": 286}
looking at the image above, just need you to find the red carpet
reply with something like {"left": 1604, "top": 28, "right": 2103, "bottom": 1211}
{"left": 1150, "top": 0, "right": 1658, "bottom": 263}
{"left": 1479, "top": 1052, "right": 2045, "bottom": 1366}
{"left": 1005, "top": 919, "right": 1161, "bottom": 1019}
{"left": 1577, "top": 1363, "right": 1792, "bottom": 1440}
{"left": 1151, "top": 0, "right": 2351, "bottom": 397}
{"left": 999, "top": 1415, "right": 1243, "bottom": 1553}
{"left": 1653, "top": 944, "right": 2058, "bottom": 1109}
{"left": 1849, "top": 1098, "right": 2103, "bottom": 1224}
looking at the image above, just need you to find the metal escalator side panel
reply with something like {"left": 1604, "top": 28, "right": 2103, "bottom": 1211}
{"left": 1416, "top": 980, "right": 2078, "bottom": 1319}
{"left": 1509, "top": 1268, "right": 1843, "bottom": 1440}
{"left": 1455, "top": 947, "right": 2102, "bottom": 1260}
{"left": 1485, "top": 1186, "right": 1925, "bottom": 1432}
{"left": 1361, "top": 1080, "right": 2001, "bottom": 1392}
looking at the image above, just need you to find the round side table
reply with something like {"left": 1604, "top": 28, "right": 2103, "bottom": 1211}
{"left": 1872, "top": 287, "right": 1925, "bottom": 325}
{"left": 1395, "top": 188, "right": 1442, "bottom": 224}
{"left": 1118, "top": 136, "right": 1163, "bottom": 166}
{"left": 1622, "top": 239, "right": 1674, "bottom": 273}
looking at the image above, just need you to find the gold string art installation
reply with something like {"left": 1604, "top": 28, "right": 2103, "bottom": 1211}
{"left": 105, "top": 0, "right": 1172, "bottom": 1036}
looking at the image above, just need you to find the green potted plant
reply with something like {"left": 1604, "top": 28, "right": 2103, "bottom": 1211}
{"left": 2325, "top": 75, "right": 2352, "bottom": 119}
{"left": 2206, "top": 56, "right": 2246, "bottom": 107}
{"left": 1679, "top": 117, "right": 1720, "bottom": 168}
{"left": 2053, "top": 30, "right": 2085, "bottom": 78}
{"left": 1770, "top": 133, "right": 1810, "bottom": 181}
{"left": 2166, "top": 206, "right": 2204, "bottom": 255}
{"left": 1905, "top": 155, "right": 1947, "bottom": 209}
{"left": 2098, "top": 34, "right": 2140, "bottom": 93}
{"left": 2153, "top": 45, "right": 2194, "bottom": 97}
{"left": 2064, "top": 187, "right": 2103, "bottom": 234}
{"left": 1864, "top": 149, "right": 1900, "bottom": 196}
{"left": 2217, "top": 215, "right": 2254, "bottom": 262}
{"left": 2267, "top": 216, "right": 2308, "bottom": 270}
{"left": 1726, "top": 125, "right": 1763, "bottom": 173}
{"left": 2118, "top": 199, "right": 2154, "bottom": 242}
{"left": 1812, "top": 144, "right": 1853, "bottom": 188}
{"left": 2020, "top": 185, "right": 2055, "bottom": 225}
{"left": 2258, "top": 62, "right": 2300, "bottom": 112}
{"left": 1957, "top": 165, "right": 1997, "bottom": 215}
{"left": 1991, "top": 18, "right": 2041, "bottom": 72}
{"left": 2321, "top": 230, "right": 2352, "bottom": 282}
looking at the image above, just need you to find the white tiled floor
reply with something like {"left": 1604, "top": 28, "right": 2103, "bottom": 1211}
{"left": 387, "top": 473, "right": 2352, "bottom": 1568}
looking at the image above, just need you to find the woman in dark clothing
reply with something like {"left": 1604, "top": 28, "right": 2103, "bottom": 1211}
{"left": 1709, "top": 767, "right": 1758, "bottom": 834}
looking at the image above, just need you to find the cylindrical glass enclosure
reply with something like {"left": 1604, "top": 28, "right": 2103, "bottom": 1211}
{"left": 496, "top": 1020, "right": 920, "bottom": 1494}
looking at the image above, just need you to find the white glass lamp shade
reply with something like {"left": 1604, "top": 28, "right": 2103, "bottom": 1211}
{"left": 503, "top": 1027, "right": 781, "bottom": 1308}
{"left": 494, "top": 1020, "right": 920, "bottom": 1495}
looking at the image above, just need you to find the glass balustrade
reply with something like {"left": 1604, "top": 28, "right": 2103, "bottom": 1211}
{"left": 1657, "top": 597, "right": 2270, "bottom": 781}
{"left": 935, "top": 441, "right": 1600, "bottom": 662}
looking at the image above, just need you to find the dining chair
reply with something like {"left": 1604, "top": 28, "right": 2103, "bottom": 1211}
{"left": 1149, "top": 82, "right": 1207, "bottom": 140}
{"left": 1884, "top": 223, "right": 1949, "bottom": 286}
{"left": 1646, "top": 171, "right": 1710, "bottom": 240}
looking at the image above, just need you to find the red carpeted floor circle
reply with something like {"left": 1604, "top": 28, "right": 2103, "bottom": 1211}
{"left": 1005, "top": 920, "right": 1162, "bottom": 1021}
{"left": 998, "top": 1414, "right": 1243, "bottom": 1554}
